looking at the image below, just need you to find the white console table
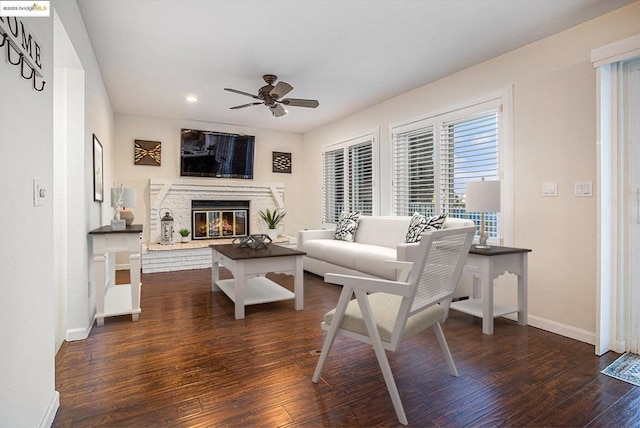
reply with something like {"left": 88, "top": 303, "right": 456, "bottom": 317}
{"left": 89, "top": 225, "right": 143, "bottom": 326}
{"left": 451, "top": 245, "right": 531, "bottom": 335}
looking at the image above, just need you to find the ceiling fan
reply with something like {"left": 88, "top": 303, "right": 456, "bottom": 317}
{"left": 224, "top": 74, "right": 319, "bottom": 117}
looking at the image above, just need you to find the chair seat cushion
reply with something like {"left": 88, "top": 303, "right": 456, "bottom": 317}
{"left": 324, "top": 293, "right": 445, "bottom": 342}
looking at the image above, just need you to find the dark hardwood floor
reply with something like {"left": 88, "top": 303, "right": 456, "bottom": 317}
{"left": 53, "top": 268, "right": 640, "bottom": 427}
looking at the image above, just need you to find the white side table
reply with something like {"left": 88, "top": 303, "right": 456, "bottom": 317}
{"left": 450, "top": 245, "right": 531, "bottom": 335}
{"left": 89, "top": 225, "right": 143, "bottom": 326}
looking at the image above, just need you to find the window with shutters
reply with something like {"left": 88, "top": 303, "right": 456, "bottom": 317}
{"left": 322, "top": 133, "right": 376, "bottom": 223}
{"left": 392, "top": 98, "right": 507, "bottom": 244}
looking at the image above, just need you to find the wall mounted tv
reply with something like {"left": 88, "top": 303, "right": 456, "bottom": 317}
{"left": 180, "top": 129, "right": 255, "bottom": 179}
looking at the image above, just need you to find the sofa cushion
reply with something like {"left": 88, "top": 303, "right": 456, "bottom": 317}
{"left": 303, "top": 239, "right": 357, "bottom": 270}
{"left": 354, "top": 244, "right": 398, "bottom": 280}
{"left": 334, "top": 211, "right": 360, "bottom": 242}
{"left": 355, "top": 216, "right": 412, "bottom": 248}
{"left": 301, "top": 239, "right": 398, "bottom": 280}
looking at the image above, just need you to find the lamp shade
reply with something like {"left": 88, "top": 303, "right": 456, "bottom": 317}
{"left": 121, "top": 188, "right": 137, "bottom": 208}
{"left": 466, "top": 180, "right": 500, "bottom": 212}
{"left": 110, "top": 187, "right": 137, "bottom": 208}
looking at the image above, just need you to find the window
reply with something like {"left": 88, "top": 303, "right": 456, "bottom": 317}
{"left": 392, "top": 99, "right": 505, "bottom": 244}
{"left": 322, "top": 133, "right": 376, "bottom": 223}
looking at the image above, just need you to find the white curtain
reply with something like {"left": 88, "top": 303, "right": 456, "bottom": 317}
{"left": 593, "top": 34, "right": 640, "bottom": 355}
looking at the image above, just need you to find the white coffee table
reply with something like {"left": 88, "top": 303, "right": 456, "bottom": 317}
{"left": 211, "top": 243, "right": 306, "bottom": 319}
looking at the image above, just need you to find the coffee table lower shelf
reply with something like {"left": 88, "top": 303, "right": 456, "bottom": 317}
{"left": 215, "top": 276, "right": 294, "bottom": 305}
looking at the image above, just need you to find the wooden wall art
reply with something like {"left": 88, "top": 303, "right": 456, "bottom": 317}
{"left": 272, "top": 151, "right": 292, "bottom": 173}
{"left": 135, "top": 140, "right": 161, "bottom": 166}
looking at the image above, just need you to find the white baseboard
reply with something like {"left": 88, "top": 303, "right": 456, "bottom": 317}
{"left": 66, "top": 317, "right": 94, "bottom": 341}
{"left": 116, "top": 263, "right": 130, "bottom": 271}
{"left": 39, "top": 390, "right": 59, "bottom": 428}
{"left": 503, "top": 313, "right": 596, "bottom": 346}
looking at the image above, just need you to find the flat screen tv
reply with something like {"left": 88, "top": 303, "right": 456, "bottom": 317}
{"left": 180, "top": 129, "right": 255, "bottom": 179}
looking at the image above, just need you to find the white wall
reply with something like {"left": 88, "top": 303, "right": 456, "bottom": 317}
{"left": 0, "top": 1, "right": 115, "bottom": 425}
{"left": 53, "top": 0, "right": 115, "bottom": 342}
{"left": 0, "top": 12, "right": 57, "bottom": 428}
{"left": 113, "top": 114, "right": 304, "bottom": 242}
{"left": 300, "top": 2, "right": 640, "bottom": 343}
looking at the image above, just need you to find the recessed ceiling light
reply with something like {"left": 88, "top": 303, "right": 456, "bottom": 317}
{"left": 185, "top": 95, "right": 198, "bottom": 103}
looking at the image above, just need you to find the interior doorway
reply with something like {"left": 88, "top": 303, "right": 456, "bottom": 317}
{"left": 53, "top": 10, "right": 87, "bottom": 350}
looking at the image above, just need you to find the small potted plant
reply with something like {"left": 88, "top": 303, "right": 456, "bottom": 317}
{"left": 179, "top": 228, "right": 190, "bottom": 243}
{"left": 259, "top": 208, "right": 286, "bottom": 240}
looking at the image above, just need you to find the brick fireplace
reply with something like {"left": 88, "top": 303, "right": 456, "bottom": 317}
{"left": 143, "top": 178, "right": 286, "bottom": 273}
{"left": 148, "top": 178, "right": 284, "bottom": 244}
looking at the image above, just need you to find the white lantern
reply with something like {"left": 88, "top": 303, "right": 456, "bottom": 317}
{"left": 160, "top": 209, "right": 174, "bottom": 245}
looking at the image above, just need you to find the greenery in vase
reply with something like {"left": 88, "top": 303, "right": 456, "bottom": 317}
{"left": 258, "top": 208, "right": 286, "bottom": 229}
{"left": 179, "top": 228, "right": 190, "bottom": 237}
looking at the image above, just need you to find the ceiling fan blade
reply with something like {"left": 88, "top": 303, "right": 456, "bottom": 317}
{"left": 280, "top": 98, "right": 319, "bottom": 108}
{"left": 270, "top": 104, "right": 288, "bottom": 117}
{"left": 270, "top": 81, "right": 293, "bottom": 99}
{"left": 230, "top": 102, "right": 263, "bottom": 109}
{"left": 224, "top": 88, "right": 261, "bottom": 100}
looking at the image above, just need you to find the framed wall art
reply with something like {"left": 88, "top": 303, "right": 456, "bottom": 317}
{"left": 93, "top": 134, "right": 104, "bottom": 202}
{"left": 272, "top": 151, "right": 292, "bottom": 174}
{"left": 134, "top": 139, "right": 162, "bottom": 166}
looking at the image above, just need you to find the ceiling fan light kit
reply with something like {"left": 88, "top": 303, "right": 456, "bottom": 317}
{"left": 225, "top": 74, "right": 319, "bottom": 117}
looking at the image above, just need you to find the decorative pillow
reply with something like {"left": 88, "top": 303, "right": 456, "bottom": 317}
{"left": 404, "top": 212, "right": 448, "bottom": 243}
{"left": 405, "top": 213, "right": 428, "bottom": 243}
{"left": 334, "top": 212, "right": 360, "bottom": 242}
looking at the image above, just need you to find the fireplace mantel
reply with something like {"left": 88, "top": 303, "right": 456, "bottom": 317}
{"left": 149, "top": 178, "right": 285, "bottom": 244}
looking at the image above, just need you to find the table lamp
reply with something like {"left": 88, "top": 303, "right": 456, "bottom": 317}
{"left": 110, "top": 185, "right": 137, "bottom": 230}
{"left": 465, "top": 179, "right": 500, "bottom": 248}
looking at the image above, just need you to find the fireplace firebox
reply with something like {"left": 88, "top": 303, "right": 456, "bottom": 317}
{"left": 192, "top": 200, "right": 250, "bottom": 240}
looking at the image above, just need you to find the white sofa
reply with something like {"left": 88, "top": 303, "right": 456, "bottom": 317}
{"left": 298, "top": 215, "right": 474, "bottom": 280}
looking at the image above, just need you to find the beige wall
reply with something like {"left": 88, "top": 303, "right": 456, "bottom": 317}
{"left": 300, "top": 2, "right": 640, "bottom": 343}
{"left": 113, "top": 114, "right": 305, "bottom": 242}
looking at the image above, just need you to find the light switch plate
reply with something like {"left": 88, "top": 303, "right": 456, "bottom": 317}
{"left": 33, "top": 178, "right": 44, "bottom": 207}
{"left": 542, "top": 182, "right": 558, "bottom": 197}
{"left": 574, "top": 181, "right": 593, "bottom": 197}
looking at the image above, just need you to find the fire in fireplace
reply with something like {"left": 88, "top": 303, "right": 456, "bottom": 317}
{"left": 191, "top": 200, "right": 250, "bottom": 240}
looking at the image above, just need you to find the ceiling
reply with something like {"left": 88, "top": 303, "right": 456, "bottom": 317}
{"left": 77, "top": 0, "right": 635, "bottom": 134}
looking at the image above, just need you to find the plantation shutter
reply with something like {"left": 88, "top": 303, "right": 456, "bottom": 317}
{"left": 322, "top": 134, "right": 375, "bottom": 223}
{"left": 349, "top": 141, "right": 373, "bottom": 215}
{"left": 392, "top": 101, "right": 501, "bottom": 243}
{"left": 392, "top": 124, "right": 435, "bottom": 216}
{"left": 322, "top": 148, "right": 344, "bottom": 223}
{"left": 440, "top": 110, "right": 499, "bottom": 238}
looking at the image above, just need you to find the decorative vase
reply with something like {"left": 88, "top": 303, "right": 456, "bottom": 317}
{"left": 181, "top": 236, "right": 189, "bottom": 243}
{"left": 267, "top": 228, "right": 278, "bottom": 240}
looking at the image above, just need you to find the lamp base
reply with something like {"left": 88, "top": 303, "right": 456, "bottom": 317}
{"left": 111, "top": 219, "right": 126, "bottom": 230}
{"left": 478, "top": 225, "right": 490, "bottom": 248}
{"left": 120, "top": 209, "right": 134, "bottom": 226}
